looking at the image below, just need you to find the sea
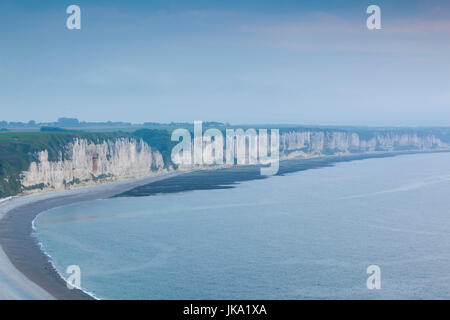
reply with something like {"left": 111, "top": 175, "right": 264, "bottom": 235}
{"left": 33, "top": 152, "right": 450, "bottom": 299}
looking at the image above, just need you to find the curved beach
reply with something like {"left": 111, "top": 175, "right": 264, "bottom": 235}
{"left": 0, "top": 171, "right": 182, "bottom": 300}
{"left": 1, "top": 150, "right": 448, "bottom": 300}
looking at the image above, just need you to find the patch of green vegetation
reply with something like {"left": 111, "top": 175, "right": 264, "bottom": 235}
{"left": 133, "top": 129, "right": 177, "bottom": 168}
{"left": 92, "top": 173, "right": 113, "bottom": 182}
{"left": 40, "top": 126, "right": 71, "bottom": 132}
{"left": 22, "top": 183, "right": 47, "bottom": 191}
{"left": 67, "top": 178, "right": 80, "bottom": 186}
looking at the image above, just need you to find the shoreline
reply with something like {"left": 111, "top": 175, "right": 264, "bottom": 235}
{"left": 0, "top": 171, "right": 185, "bottom": 300}
{"left": 1, "top": 149, "right": 449, "bottom": 300}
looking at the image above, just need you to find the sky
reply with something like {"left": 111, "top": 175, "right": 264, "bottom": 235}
{"left": 0, "top": 0, "right": 449, "bottom": 126}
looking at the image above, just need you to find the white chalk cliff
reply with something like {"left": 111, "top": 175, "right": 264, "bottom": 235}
{"left": 280, "top": 130, "right": 448, "bottom": 158}
{"left": 19, "top": 130, "right": 449, "bottom": 193}
{"left": 21, "top": 138, "right": 164, "bottom": 192}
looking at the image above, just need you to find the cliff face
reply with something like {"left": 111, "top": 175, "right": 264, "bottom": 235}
{"left": 171, "top": 128, "right": 450, "bottom": 167}
{"left": 4, "top": 128, "right": 450, "bottom": 197}
{"left": 21, "top": 138, "right": 164, "bottom": 192}
{"left": 280, "top": 130, "right": 448, "bottom": 158}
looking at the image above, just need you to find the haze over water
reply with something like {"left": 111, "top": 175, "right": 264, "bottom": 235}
{"left": 34, "top": 152, "right": 450, "bottom": 299}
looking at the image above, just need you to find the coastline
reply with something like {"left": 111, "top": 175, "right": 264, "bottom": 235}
{"left": 1, "top": 149, "right": 449, "bottom": 300}
{"left": 0, "top": 171, "right": 185, "bottom": 300}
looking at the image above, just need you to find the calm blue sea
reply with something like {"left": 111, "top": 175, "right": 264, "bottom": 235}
{"left": 34, "top": 153, "right": 450, "bottom": 299}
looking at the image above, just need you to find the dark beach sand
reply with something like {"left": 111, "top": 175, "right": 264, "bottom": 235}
{"left": 115, "top": 151, "right": 433, "bottom": 198}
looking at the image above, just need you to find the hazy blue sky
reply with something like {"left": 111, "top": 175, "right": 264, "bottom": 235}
{"left": 0, "top": 0, "right": 449, "bottom": 125}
